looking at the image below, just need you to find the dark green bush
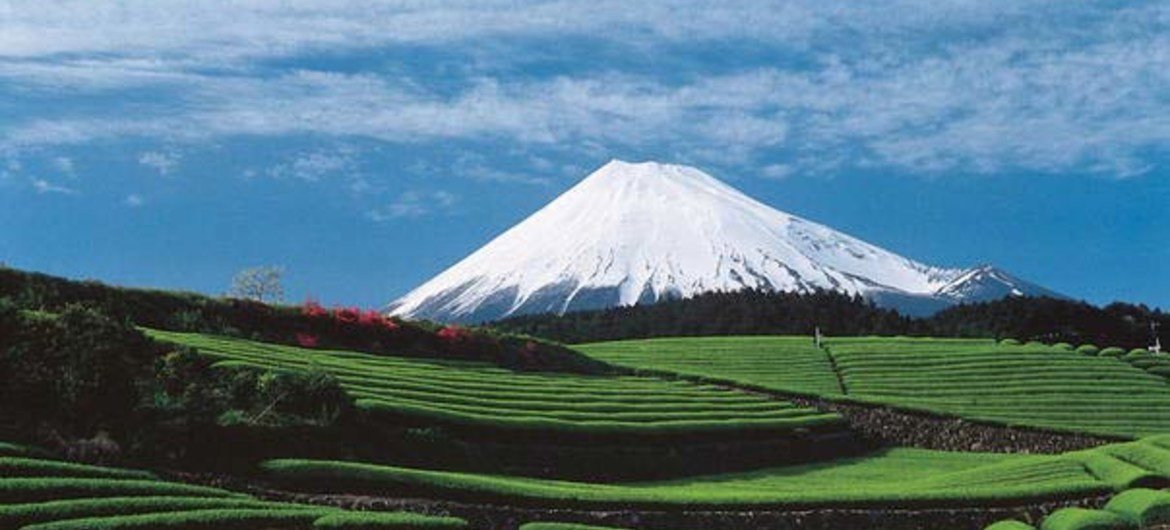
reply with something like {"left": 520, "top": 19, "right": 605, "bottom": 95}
{"left": 1076, "top": 344, "right": 1100, "bottom": 355}
{"left": 0, "top": 305, "right": 155, "bottom": 439}
{"left": 1039, "top": 507, "right": 1130, "bottom": 530}
{"left": 1104, "top": 488, "right": 1170, "bottom": 527}
{"left": 1099, "top": 347, "right": 1126, "bottom": 357}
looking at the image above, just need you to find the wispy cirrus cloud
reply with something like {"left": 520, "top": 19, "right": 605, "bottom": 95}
{"left": 138, "top": 150, "right": 179, "bottom": 176}
{"left": 0, "top": 1, "right": 1166, "bottom": 179}
{"left": 366, "top": 190, "right": 458, "bottom": 221}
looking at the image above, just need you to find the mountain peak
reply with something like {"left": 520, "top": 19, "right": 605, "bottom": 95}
{"left": 388, "top": 160, "right": 1057, "bottom": 322}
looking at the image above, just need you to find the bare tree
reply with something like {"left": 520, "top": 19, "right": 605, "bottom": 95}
{"left": 228, "top": 265, "right": 284, "bottom": 303}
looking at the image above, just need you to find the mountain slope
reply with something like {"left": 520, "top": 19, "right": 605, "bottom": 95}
{"left": 389, "top": 160, "right": 1057, "bottom": 322}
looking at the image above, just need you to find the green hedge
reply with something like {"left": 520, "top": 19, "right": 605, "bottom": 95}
{"left": 0, "top": 479, "right": 241, "bottom": 503}
{"left": 1103, "top": 488, "right": 1170, "bottom": 527}
{"left": 0, "top": 497, "right": 307, "bottom": 528}
{"left": 1099, "top": 347, "right": 1126, "bottom": 357}
{"left": 1076, "top": 345, "right": 1100, "bottom": 355}
{"left": 985, "top": 521, "right": 1037, "bottom": 530}
{"left": 18, "top": 508, "right": 332, "bottom": 530}
{"left": 1039, "top": 508, "right": 1131, "bottom": 530}
{"left": 0, "top": 458, "right": 156, "bottom": 480}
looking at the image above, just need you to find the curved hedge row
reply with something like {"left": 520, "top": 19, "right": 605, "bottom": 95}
{"left": 984, "top": 487, "right": 1170, "bottom": 530}
{"left": 151, "top": 331, "right": 843, "bottom": 438}
{"left": 0, "top": 446, "right": 468, "bottom": 530}
{"left": 261, "top": 447, "right": 1109, "bottom": 510}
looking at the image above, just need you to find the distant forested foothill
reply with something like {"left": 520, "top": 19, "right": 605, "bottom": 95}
{"left": 493, "top": 289, "right": 1168, "bottom": 349}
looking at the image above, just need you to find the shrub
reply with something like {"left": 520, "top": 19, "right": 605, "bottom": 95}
{"left": 0, "top": 305, "right": 155, "bottom": 439}
{"left": 1076, "top": 344, "right": 1100, "bottom": 355}
{"left": 1039, "top": 508, "right": 1130, "bottom": 530}
{"left": 1000, "top": 338, "right": 1022, "bottom": 346}
{"left": 984, "top": 522, "right": 1037, "bottom": 530}
{"left": 1053, "top": 342, "right": 1074, "bottom": 350}
{"left": 1099, "top": 347, "right": 1126, "bottom": 357}
{"left": 1129, "top": 348, "right": 1151, "bottom": 357}
{"left": 1104, "top": 488, "right": 1170, "bottom": 527}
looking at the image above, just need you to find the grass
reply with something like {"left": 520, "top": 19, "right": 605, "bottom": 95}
{"left": 261, "top": 447, "right": 1110, "bottom": 510}
{"left": 579, "top": 336, "right": 1170, "bottom": 438}
{"left": 149, "top": 330, "right": 843, "bottom": 438}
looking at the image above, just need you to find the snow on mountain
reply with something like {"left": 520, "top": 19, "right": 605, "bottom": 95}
{"left": 388, "top": 160, "right": 1058, "bottom": 322}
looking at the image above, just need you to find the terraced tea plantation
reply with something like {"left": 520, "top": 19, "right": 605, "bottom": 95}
{"left": 578, "top": 336, "right": 844, "bottom": 396}
{"left": 262, "top": 446, "right": 1118, "bottom": 509}
{"left": 148, "top": 331, "right": 844, "bottom": 438}
{"left": 831, "top": 337, "right": 1170, "bottom": 438}
{"left": 580, "top": 336, "right": 1170, "bottom": 438}
{"left": 0, "top": 441, "right": 466, "bottom": 530}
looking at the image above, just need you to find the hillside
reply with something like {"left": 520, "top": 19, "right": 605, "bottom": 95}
{"left": 4, "top": 265, "right": 1170, "bottom": 530}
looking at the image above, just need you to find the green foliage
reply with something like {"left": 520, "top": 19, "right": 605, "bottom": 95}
{"left": 0, "top": 497, "right": 309, "bottom": 528}
{"left": 1000, "top": 338, "right": 1023, "bottom": 346}
{"left": 583, "top": 336, "right": 1170, "bottom": 438}
{"left": 0, "top": 265, "right": 602, "bottom": 373}
{"left": 1100, "top": 347, "right": 1126, "bottom": 357}
{"left": 0, "top": 458, "right": 155, "bottom": 480}
{"left": 312, "top": 512, "right": 468, "bottom": 529}
{"left": 578, "top": 336, "right": 843, "bottom": 396}
{"left": 18, "top": 508, "right": 332, "bottom": 530}
{"left": 261, "top": 448, "right": 1107, "bottom": 509}
{"left": 1077, "top": 344, "right": 1100, "bottom": 355}
{"left": 0, "top": 478, "right": 240, "bottom": 504}
{"left": 984, "top": 522, "right": 1037, "bottom": 530}
{"left": 152, "top": 330, "right": 842, "bottom": 438}
{"left": 0, "top": 305, "right": 155, "bottom": 439}
{"left": 1053, "top": 342, "right": 1074, "bottom": 350}
{"left": 1039, "top": 508, "right": 1131, "bottom": 530}
{"left": 1103, "top": 488, "right": 1170, "bottom": 527}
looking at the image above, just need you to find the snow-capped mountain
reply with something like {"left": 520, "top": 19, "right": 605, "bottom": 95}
{"left": 389, "top": 160, "right": 1059, "bottom": 322}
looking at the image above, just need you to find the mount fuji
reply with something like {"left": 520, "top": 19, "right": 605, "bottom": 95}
{"left": 389, "top": 160, "right": 1060, "bottom": 323}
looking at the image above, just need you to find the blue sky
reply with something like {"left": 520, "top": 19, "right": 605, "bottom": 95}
{"left": 0, "top": 1, "right": 1167, "bottom": 309}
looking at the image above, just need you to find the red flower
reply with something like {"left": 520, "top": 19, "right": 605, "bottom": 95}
{"left": 436, "top": 326, "right": 467, "bottom": 342}
{"left": 334, "top": 306, "right": 361, "bottom": 324}
{"left": 379, "top": 317, "right": 400, "bottom": 331}
{"left": 359, "top": 309, "right": 384, "bottom": 326}
{"left": 302, "top": 299, "right": 328, "bottom": 318}
{"left": 295, "top": 333, "right": 320, "bottom": 348}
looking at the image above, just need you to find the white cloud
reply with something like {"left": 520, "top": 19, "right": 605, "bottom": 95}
{"left": 0, "top": 3, "right": 1166, "bottom": 179}
{"left": 367, "top": 190, "right": 459, "bottom": 221}
{"left": 31, "top": 178, "right": 76, "bottom": 194}
{"left": 138, "top": 150, "right": 179, "bottom": 176}
{"left": 52, "top": 156, "right": 75, "bottom": 175}
{"left": 123, "top": 194, "right": 144, "bottom": 207}
{"left": 267, "top": 149, "right": 355, "bottom": 182}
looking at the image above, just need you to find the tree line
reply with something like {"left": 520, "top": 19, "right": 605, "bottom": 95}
{"left": 492, "top": 288, "right": 1167, "bottom": 349}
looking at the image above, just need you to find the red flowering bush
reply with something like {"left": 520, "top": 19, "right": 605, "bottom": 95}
{"left": 295, "top": 333, "right": 319, "bottom": 348}
{"left": 358, "top": 309, "right": 384, "bottom": 326}
{"left": 302, "top": 300, "right": 328, "bottom": 318}
{"left": 436, "top": 325, "right": 469, "bottom": 343}
{"left": 334, "top": 307, "right": 361, "bottom": 324}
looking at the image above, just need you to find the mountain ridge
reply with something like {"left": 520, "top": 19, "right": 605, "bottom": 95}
{"left": 389, "top": 160, "right": 1059, "bottom": 322}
